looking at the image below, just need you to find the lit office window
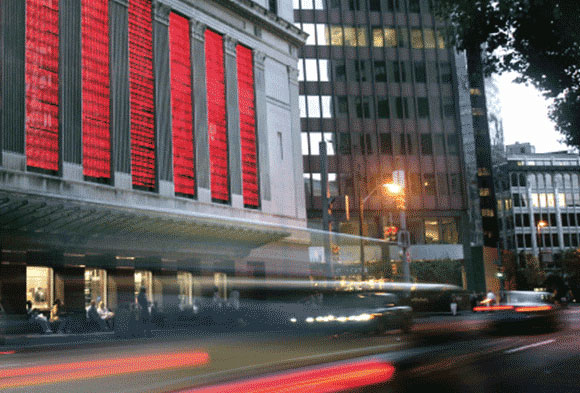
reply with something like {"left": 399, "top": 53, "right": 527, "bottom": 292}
{"left": 301, "top": 133, "right": 309, "bottom": 155}
{"left": 293, "top": 0, "right": 301, "bottom": 9}
{"left": 321, "top": 96, "right": 332, "bottom": 118}
{"left": 357, "top": 28, "right": 368, "bottom": 46}
{"left": 307, "top": 96, "right": 321, "bottom": 117}
{"left": 302, "top": 23, "right": 316, "bottom": 45}
{"left": 308, "top": 133, "right": 336, "bottom": 155}
{"left": 319, "top": 59, "right": 330, "bottom": 82}
{"left": 304, "top": 59, "right": 318, "bottom": 81}
{"left": 344, "top": 27, "right": 357, "bottom": 46}
{"left": 299, "top": 95, "right": 307, "bottom": 117}
{"left": 411, "top": 29, "right": 423, "bottom": 48}
{"left": 441, "top": 218, "right": 459, "bottom": 244}
{"left": 373, "top": 28, "right": 384, "bottom": 47}
{"left": 547, "top": 193, "right": 555, "bottom": 207}
{"left": 384, "top": 28, "right": 397, "bottom": 47}
{"left": 327, "top": 26, "right": 344, "bottom": 45}
{"left": 558, "top": 193, "right": 566, "bottom": 207}
{"left": 424, "top": 29, "right": 436, "bottom": 48}
{"left": 482, "top": 209, "right": 495, "bottom": 217}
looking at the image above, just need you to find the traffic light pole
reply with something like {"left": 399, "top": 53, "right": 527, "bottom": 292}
{"left": 359, "top": 195, "right": 366, "bottom": 281}
{"left": 400, "top": 209, "right": 410, "bottom": 283}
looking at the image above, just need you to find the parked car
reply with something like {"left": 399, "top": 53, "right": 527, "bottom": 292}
{"left": 474, "top": 290, "right": 560, "bottom": 333}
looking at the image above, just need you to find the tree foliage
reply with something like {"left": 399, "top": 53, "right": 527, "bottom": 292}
{"left": 434, "top": 0, "right": 580, "bottom": 149}
{"left": 410, "top": 259, "right": 463, "bottom": 286}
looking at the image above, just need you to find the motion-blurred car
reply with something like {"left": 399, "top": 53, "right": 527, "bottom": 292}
{"left": 474, "top": 290, "right": 560, "bottom": 333}
{"left": 289, "top": 291, "right": 413, "bottom": 335}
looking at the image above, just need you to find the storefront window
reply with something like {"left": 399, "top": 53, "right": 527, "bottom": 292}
{"left": 27, "top": 266, "right": 53, "bottom": 311}
{"left": 177, "top": 271, "right": 193, "bottom": 308}
{"left": 135, "top": 270, "right": 153, "bottom": 303}
{"left": 441, "top": 218, "right": 459, "bottom": 244}
{"left": 85, "top": 269, "right": 107, "bottom": 308}
{"left": 424, "top": 220, "right": 440, "bottom": 244}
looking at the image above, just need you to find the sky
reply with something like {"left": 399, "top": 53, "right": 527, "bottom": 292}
{"left": 495, "top": 72, "right": 570, "bottom": 153}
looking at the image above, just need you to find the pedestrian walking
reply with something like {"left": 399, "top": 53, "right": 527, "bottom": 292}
{"left": 450, "top": 295, "right": 458, "bottom": 316}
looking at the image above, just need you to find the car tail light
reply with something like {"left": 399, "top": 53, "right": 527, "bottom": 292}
{"left": 473, "top": 305, "right": 515, "bottom": 312}
{"left": 515, "top": 305, "right": 552, "bottom": 312}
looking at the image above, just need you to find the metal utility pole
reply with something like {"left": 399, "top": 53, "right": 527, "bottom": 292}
{"left": 320, "top": 141, "right": 333, "bottom": 279}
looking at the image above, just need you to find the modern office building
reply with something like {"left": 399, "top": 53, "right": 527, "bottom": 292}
{"left": 293, "top": 0, "right": 480, "bottom": 287}
{"left": 496, "top": 143, "right": 580, "bottom": 269}
{"left": 0, "top": 0, "right": 307, "bottom": 315}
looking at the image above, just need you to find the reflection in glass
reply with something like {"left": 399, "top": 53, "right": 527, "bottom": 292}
{"left": 27, "top": 266, "right": 53, "bottom": 310}
{"left": 424, "top": 29, "right": 436, "bottom": 48}
{"left": 85, "top": 269, "right": 107, "bottom": 308}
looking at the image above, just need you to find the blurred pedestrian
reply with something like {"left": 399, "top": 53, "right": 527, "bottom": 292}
{"left": 26, "top": 300, "right": 51, "bottom": 333}
{"left": 50, "top": 299, "right": 69, "bottom": 333}
{"left": 137, "top": 287, "right": 152, "bottom": 337}
{"left": 450, "top": 294, "right": 458, "bottom": 316}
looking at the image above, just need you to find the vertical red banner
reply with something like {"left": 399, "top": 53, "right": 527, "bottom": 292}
{"left": 129, "top": 0, "right": 156, "bottom": 190}
{"left": 205, "top": 30, "right": 229, "bottom": 202}
{"left": 25, "top": 0, "right": 60, "bottom": 172}
{"left": 237, "top": 44, "right": 259, "bottom": 208}
{"left": 82, "top": 0, "right": 111, "bottom": 180}
{"left": 169, "top": 13, "right": 195, "bottom": 197}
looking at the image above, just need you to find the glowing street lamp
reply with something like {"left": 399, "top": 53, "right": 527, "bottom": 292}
{"left": 537, "top": 220, "right": 547, "bottom": 259}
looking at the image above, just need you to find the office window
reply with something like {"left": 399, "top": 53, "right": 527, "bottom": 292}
{"left": 437, "top": 30, "right": 446, "bottom": 48}
{"left": 434, "top": 134, "right": 445, "bottom": 155}
{"left": 377, "top": 97, "right": 390, "bottom": 118}
{"left": 355, "top": 96, "right": 372, "bottom": 118}
{"left": 318, "top": 59, "right": 330, "bottom": 82}
{"left": 409, "top": 0, "right": 421, "bottom": 12}
{"left": 447, "top": 134, "right": 459, "bottom": 155}
{"left": 482, "top": 209, "right": 495, "bottom": 217}
{"left": 417, "top": 97, "right": 430, "bottom": 118}
{"left": 349, "top": 0, "right": 362, "bottom": 10}
{"left": 355, "top": 60, "right": 371, "bottom": 82}
{"left": 308, "top": 133, "right": 336, "bottom": 156}
{"left": 304, "top": 59, "right": 318, "bottom": 81}
{"left": 370, "top": 0, "right": 381, "bottom": 11}
{"left": 307, "top": 96, "right": 320, "bottom": 117}
{"left": 411, "top": 29, "right": 424, "bottom": 48}
{"left": 425, "top": 220, "right": 440, "bottom": 243}
{"left": 334, "top": 60, "right": 346, "bottom": 81}
{"left": 372, "top": 28, "right": 384, "bottom": 47}
{"left": 395, "top": 97, "right": 409, "bottom": 118}
{"left": 339, "top": 133, "right": 351, "bottom": 154}
{"left": 397, "top": 27, "right": 409, "bottom": 48}
{"left": 443, "top": 96, "right": 455, "bottom": 117}
{"left": 82, "top": 0, "right": 111, "bottom": 180}
{"left": 440, "top": 62, "right": 452, "bottom": 83}
{"left": 316, "top": 24, "right": 329, "bottom": 45}
{"left": 336, "top": 96, "right": 349, "bottom": 117}
{"left": 129, "top": 0, "right": 156, "bottom": 190}
{"left": 380, "top": 133, "right": 392, "bottom": 154}
{"left": 441, "top": 218, "right": 458, "bottom": 243}
{"left": 170, "top": 13, "right": 196, "bottom": 198}
{"left": 294, "top": 0, "right": 301, "bottom": 9}
{"left": 344, "top": 27, "right": 357, "bottom": 46}
{"left": 421, "top": 134, "right": 433, "bottom": 155}
{"left": 449, "top": 174, "right": 461, "bottom": 194}
{"left": 302, "top": 24, "right": 316, "bottom": 45}
{"left": 374, "top": 61, "right": 387, "bottom": 82}
{"left": 301, "top": 133, "right": 309, "bottom": 155}
{"left": 384, "top": 28, "right": 398, "bottom": 47}
{"left": 424, "top": 29, "right": 436, "bottom": 48}
{"left": 399, "top": 134, "right": 414, "bottom": 155}
{"left": 269, "top": 0, "right": 278, "bottom": 14}
{"left": 326, "top": 25, "right": 344, "bottom": 45}
{"left": 423, "top": 173, "right": 436, "bottom": 195}
{"left": 414, "top": 61, "right": 427, "bottom": 83}
{"left": 360, "top": 134, "right": 373, "bottom": 154}
{"left": 26, "top": 0, "right": 60, "bottom": 172}
{"left": 321, "top": 96, "right": 332, "bottom": 118}
{"left": 392, "top": 61, "right": 408, "bottom": 82}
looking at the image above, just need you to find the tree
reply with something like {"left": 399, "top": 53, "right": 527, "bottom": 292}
{"left": 519, "top": 252, "right": 545, "bottom": 289}
{"left": 561, "top": 249, "right": 580, "bottom": 288}
{"left": 433, "top": 0, "right": 580, "bottom": 149}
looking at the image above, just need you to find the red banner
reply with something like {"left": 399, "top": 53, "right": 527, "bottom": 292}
{"left": 26, "top": 0, "right": 60, "bottom": 172}
{"left": 205, "top": 30, "right": 229, "bottom": 202}
{"left": 129, "top": 0, "right": 156, "bottom": 190}
{"left": 82, "top": 0, "right": 111, "bottom": 180}
{"left": 170, "top": 13, "right": 195, "bottom": 197}
{"left": 237, "top": 44, "right": 259, "bottom": 207}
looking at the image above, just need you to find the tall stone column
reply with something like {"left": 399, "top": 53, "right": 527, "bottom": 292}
{"left": 224, "top": 36, "right": 243, "bottom": 208}
{"left": 191, "top": 21, "right": 211, "bottom": 203}
{"left": 253, "top": 51, "right": 271, "bottom": 203}
{"left": 288, "top": 64, "right": 307, "bottom": 219}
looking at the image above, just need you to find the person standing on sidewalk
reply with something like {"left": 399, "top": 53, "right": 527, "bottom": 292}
{"left": 137, "top": 287, "right": 151, "bottom": 337}
{"left": 450, "top": 295, "right": 458, "bottom": 316}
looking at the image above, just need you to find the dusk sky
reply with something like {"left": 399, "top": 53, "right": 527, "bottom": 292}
{"left": 496, "top": 72, "right": 570, "bottom": 153}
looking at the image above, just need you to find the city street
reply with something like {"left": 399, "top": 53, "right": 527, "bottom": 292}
{"left": 0, "top": 308, "right": 578, "bottom": 392}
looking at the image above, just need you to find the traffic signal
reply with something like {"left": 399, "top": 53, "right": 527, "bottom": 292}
{"left": 383, "top": 226, "right": 398, "bottom": 242}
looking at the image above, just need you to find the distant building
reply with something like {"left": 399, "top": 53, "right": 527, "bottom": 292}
{"left": 496, "top": 144, "right": 580, "bottom": 270}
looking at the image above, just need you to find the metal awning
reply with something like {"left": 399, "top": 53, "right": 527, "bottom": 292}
{"left": 0, "top": 190, "right": 289, "bottom": 258}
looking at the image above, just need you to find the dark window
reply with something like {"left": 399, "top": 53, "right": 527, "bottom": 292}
{"left": 377, "top": 97, "right": 390, "bottom": 118}
{"left": 408, "top": 0, "right": 421, "bottom": 12}
{"left": 268, "top": 0, "right": 278, "bottom": 14}
{"left": 440, "top": 62, "right": 452, "bottom": 83}
{"left": 517, "top": 234, "right": 525, "bottom": 248}
{"left": 374, "top": 61, "right": 387, "bottom": 82}
{"left": 414, "top": 61, "right": 426, "bottom": 83}
{"left": 449, "top": 174, "right": 461, "bottom": 194}
{"left": 443, "top": 96, "right": 455, "bottom": 117}
{"left": 330, "top": 0, "right": 341, "bottom": 8}
{"left": 392, "top": 61, "right": 401, "bottom": 82}
{"left": 360, "top": 134, "right": 373, "bottom": 154}
{"left": 433, "top": 134, "right": 445, "bottom": 155}
{"left": 336, "top": 96, "right": 348, "bottom": 117}
{"left": 564, "top": 233, "right": 570, "bottom": 247}
{"left": 395, "top": 97, "right": 409, "bottom": 118}
{"left": 334, "top": 60, "right": 346, "bottom": 81}
{"left": 370, "top": 0, "right": 381, "bottom": 11}
{"left": 355, "top": 60, "right": 370, "bottom": 82}
{"left": 349, "top": 0, "right": 362, "bottom": 10}
{"left": 417, "top": 97, "right": 429, "bottom": 118}
{"left": 424, "top": 174, "right": 436, "bottom": 195}
{"left": 339, "top": 133, "right": 351, "bottom": 154}
{"left": 399, "top": 134, "right": 413, "bottom": 155}
{"left": 515, "top": 214, "right": 523, "bottom": 227}
{"left": 380, "top": 133, "right": 392, "bottom": 154}
{"left": 562, "top": 213, "right": 569, "bottom": 227}
{"left": 355, "top": 96, "right": 372, "bottom": 118}
{"left": 437, "top": 173, "right": 448, "bottom": 195}
{"left": 523, "top": 214, "right": 530, "bottom": 226}
{"left": 421, "top": 134, "right": 432, "bottom": 155}
{"left": 447, "top": 134, "right": 459, "bottom": 155}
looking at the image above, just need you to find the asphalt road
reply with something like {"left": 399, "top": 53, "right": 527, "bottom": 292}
{"left": 0, "top": 308, "right": 578, "bottom": 393}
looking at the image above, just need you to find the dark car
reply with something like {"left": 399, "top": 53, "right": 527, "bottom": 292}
{"left": 288, "top": 291, "right": 413, "bottom": 335}
{"left": 474, "top": 290, "right": 560, "bottom": 333}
